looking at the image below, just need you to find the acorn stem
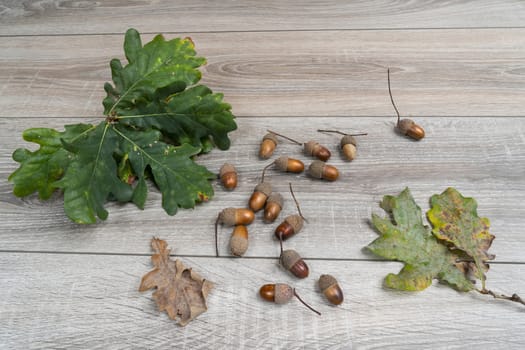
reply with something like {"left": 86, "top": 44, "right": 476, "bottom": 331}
{"left": 293, "top": 290, "right": 321, "bottom": 316}
{"left": 261, "top": 162, "right": 274, "bottom": 182}
{"left": 279, "top": 233, "right": 284, "bottom": 257}
{"left": 215, "top": 216, "right": 220, "bottom": 257}
{"left": 387, "top": 68, "right": 401, "bottom": 126}
{"left": 289, "top": 183, "right": 308, "bottom": 223}
{"left": 317, "top": 129, "right": 368, "bottom": 137}
{"left": 267, "top": 129, "right": 302, "bottom": 146}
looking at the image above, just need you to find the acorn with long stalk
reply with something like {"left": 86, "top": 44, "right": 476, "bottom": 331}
{"left": 317, "top": 129, "right": 367, "bottom": 161}
{"left": 259, "top": 283, "right": 321, "bottom": 315}
{"left": 387, "top": 68, "right": 425, "bottom": 140}
{"left": 274, "top": 183, "right": 307, "bottom": 242}
{"left": 267, "top": 129, "right": 332, "bottom": 161}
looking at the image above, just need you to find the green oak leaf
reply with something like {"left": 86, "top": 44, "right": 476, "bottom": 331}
{"left": 9, "top": 124, "right": 94, "bottom": 199}
{"left": 427, "top": 187, "right": 495, "bottom": 289}
{"left": 114, "top": 126, "right": 214, "bottom": 214}
{"left": 367, "top": 188, "right": 474, "bottom": 292}
{"left": 119, "top": 85, "right": 237, "bottom": 150}
{"left": 103, "top": 28, "right": 205, "bottom": 116}
{"left": 55, "top": 122, "right": 133, "bottom": 224}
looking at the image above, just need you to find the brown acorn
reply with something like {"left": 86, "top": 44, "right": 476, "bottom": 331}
{"left": 259, "top": 132, "right": 278, "bottom": 159}
{"left": 259, "top": 283, "right": 321, "bottom": 315}
{"left": 308, "top": 160, "right": 339, "bottom": 181}
{"left": 264, "top": 192, "right": 284, "bottom": 223}
{"left": 274, "top": 156, "right": 305, "bottom": 173}
{"left": 280, "top": 249, "right": 309, "bottom": 279}
{"left": 248, "top": 182, "right": 272, "bottom": 212}
{"left": 219, "top": 163, "right": 237, "bottom": 190}
{"left": 215, "top": 208, "right": 255, "bottom": 257}
{"left": 229, "top": 225, "right": 249, "bottom": 257}
{"left": 318, "top": 274, "right": 344, "bottom": 305}
{"left": 274, "top": 214, "right": 304, "bottom": 241}
{"left": 340, "top": 135, "right": 357, "bottom": 161}
{"left": 303, "top": 141, "right": 331, "bottom": 161}
{"left": 387, "top": 68, "right": 425, "bottom": 141}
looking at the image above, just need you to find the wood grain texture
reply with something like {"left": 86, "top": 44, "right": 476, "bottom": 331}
{"left": 1, "top": 29, "right": 525, "bottom": 118}
{"left": 2, "top": 117, "right": 524, "bottom": 262}
{"left": 1, "top": 253, "right": 524, "bottom": 349}
{"left": 1, "top": 0, "right": 525, "bottom": 35}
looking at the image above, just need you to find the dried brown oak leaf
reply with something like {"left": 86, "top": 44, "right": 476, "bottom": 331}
{"left": 139, "top": 238, "right": 214, "bottom": 326}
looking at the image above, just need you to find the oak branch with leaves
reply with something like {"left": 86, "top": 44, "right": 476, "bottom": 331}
{"left": 9, "top": 29, "right": 237, "bottom": 223}
{"left": 367, "top": 188, "right": 524, "bottom": 306}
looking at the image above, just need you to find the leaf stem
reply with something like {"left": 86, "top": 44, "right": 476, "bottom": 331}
{"left": 477, "top": 288, "right": 525, "bottom": 306}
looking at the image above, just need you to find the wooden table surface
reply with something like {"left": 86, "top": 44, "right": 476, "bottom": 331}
{"left": 1, "top": 1, "right": 525, "bottom": 349}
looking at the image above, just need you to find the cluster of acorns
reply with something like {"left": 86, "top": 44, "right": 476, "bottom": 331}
{"left": 214, "top": 68, "right": 426, "bottom": 315}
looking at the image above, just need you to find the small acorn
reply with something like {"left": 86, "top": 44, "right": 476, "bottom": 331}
{"left": 259, "top": 283, "right": 321, "bottom": 315}
{"left": 318, "top": 274, "right": 344, "bottom": 305}
{"left": 215, "top": 208, "right": 255, "bottom": 257}
{"left": 387, "top": 68, "right": 425, "bottom": 141}
{"left": 259, "top": 132, "right": 278, "bottom": 159}
{"left": 274, "top": 214, "right": 304, "bottom": 241}
{"left": 249, "top": 182, "right": 272, "bottom": 212}
{"left": 264, "top": 192, "right": 284, "bottom": 223}
{"left": 274, "top": 156, "right": 305, "bottom": 174}
{"left": 219, "top": 163, "right": 237, "bottom": 190}
{"left": 229, "top": 225, "right": 249, "bottom": 257}
{"left": 308, "top": 160, "right": 339, "bottom": 181}
{"left": 340, "top": 135, "right": 357, "bottom": 161}
{"left": 281, "top": 249, "right": 309, "bottom": 279}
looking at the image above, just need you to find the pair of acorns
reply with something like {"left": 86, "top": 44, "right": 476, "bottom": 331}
{"left": 259, "top": 274, "right": 344, "bottom": 316}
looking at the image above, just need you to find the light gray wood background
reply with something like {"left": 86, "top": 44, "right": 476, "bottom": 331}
{"left": 1, "top": 1, "right": 524, "bottom": 349}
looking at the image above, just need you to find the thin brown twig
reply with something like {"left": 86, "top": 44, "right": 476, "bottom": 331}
{"left": 387, "top": 68, "right": 401, "bottom": 125}
{"left": 261, "top": 162, "right": 274, "bottom": 182}
{"left": 293, "top": 289, "right": 321, "bottom": 316}
{"left": 267, "top": 129, "right": 302, "bottom": 145}
{"left": 289, "top": 183, "right": 308, "bottom": 223}
{"left": 215, "top": 216, "right": 220, "bottom": 257}
{"left": 478, "top": 288, "right": 525, "bottom": 306}
{"left": 317, "top": 129, "right": 368, "bottom": 137}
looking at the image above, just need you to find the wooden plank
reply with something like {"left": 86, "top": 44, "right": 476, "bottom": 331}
{"left": 1, "top": 29, "right": 525, "bottom": 118}
{"left": 1, "top": 0, "right": 524, "bottom": 36}
{"left": 2, "top": 116, "right": 524, "bottom": 262}
{"left": 1, "top": 253, "right": 524, "bottom": 349}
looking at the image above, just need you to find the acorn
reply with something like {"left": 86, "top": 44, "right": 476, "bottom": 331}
{"left": 259, "top": 132, "right": 278, "bottom": 159}
{"left": 229, "top": 225, "right": 249, "bottom": 257}
{"left": 303, "top": 141, "right": 331, "bottom": 162}
{"left": 264, "top": 192, "right": 284, "bottom": 223}
{"left": 281, "top": 249, "right": 309, "bottom": 279}
{"left": 308, "top": 160, "right": 339, "bottom": 181}
{"left": 319, "top": 274, "right": 344, "bottom": 305}
{"left": 274, "top": 214, "right": 304, "bottom": 241}
{"left": 340, "top": 135, "right": 357, "bottom": 161}
{"left": 259, "top": 283, "right": 321, "bottom": 315}
{"left": 274, "top": 156, "right": 305, "bottom": 173}
{"left": 249, "top": 182, "right": 272, "bottom": 212}
{"left": 219, "top": 163, "right": 237, "bottom": 190}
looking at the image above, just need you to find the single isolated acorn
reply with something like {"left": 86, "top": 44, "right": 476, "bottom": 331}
{"left": 387, "top": 68, "right": 425, "bottom": 140}
{"left": 229, "top": 225, "right": 249, "bottom": 257}
{"left": 219, "top": 163, "right": 237, "bottom": 190}
{"left": 249, "top": 181, "right": 272, "bottom": 212}
{"left": 280, "top": 249, "right": 309, "bottom": 279}
{"left": 259, "top": 283, "right": 321, "bottom": 315}
{"left": 318, "top": 274, "right": 344, "bottom": 305}
{"left": 308, "top": 160, "right": 339, "bottom": 181}
{"left": 215, "top": 208, "right": 255, "bottom": 257}
{"left": 259, "top": 132, "right": 279, "bottom": 159}
{"left": 264, "top": 192, "right": 284, "bottom": 223}
{"left": 268, "top": 129, "right": 331, "bottom": 161}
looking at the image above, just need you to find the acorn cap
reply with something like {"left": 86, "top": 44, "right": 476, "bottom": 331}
{"left": 219, "top": 163, "right": 236, "bottom": 177}
{"left": 263, "top": 132, "right": 278, "bottom": 144}
{"left": 340, "top": 135, "right": 356, "bottom": 147}
{"left": 397, "top": 118, "right": 415, "bottom": 134}
{"left": 303, "top": 141, "right": 318, "bottom": 156}
{"left": 266, "top": 192, "right": 283, "bottom": 207}
{"left": 280, "top": 249, "right": 302, "bottom": 270}
{"left": 230, "top": 235, "right": 249, "bottom": 256}
{"left": 274, "top": 156, "right": 289, "bottom": 171}
{"left": 274, "top": 283, "right": 294, "bottom": 304}
{"left": 254, "top": 182, "right": 272, "bottom": 196}
{"left": 308, "top": 160, "right": 325, "bottom": 179}
{"left": 285, "top": 214, "right": 304, "bottom": 233}
{"left": 318, "top": 274, "right": 338, "bottom": 291}
{"left": 219, "top": 207, "right": 237, "bottom": 226}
